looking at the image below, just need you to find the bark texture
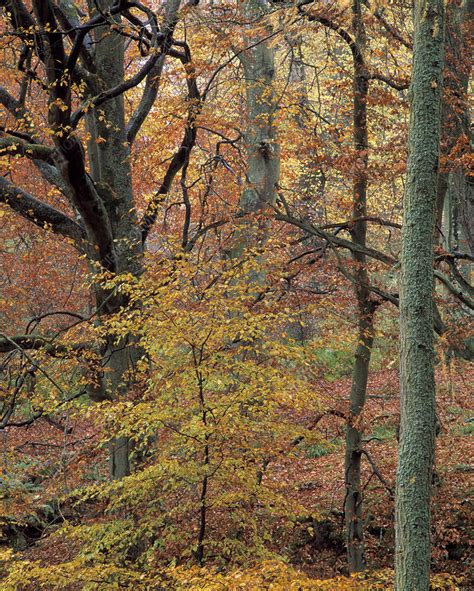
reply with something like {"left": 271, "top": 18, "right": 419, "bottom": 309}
{"left": 395, "top": 1, "right": 445, "bottom": 589}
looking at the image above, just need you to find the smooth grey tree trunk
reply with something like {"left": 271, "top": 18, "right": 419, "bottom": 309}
{"left": 192, "top": 1, "right": 279, "bottom": 563}
{"left": 395, "top": 1, "right": 445, "bottom": 589}
{"left": 234, "top": 0, "right": 280, "bottom": 255}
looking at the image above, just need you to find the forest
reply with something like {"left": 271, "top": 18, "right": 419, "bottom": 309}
{"left": 0, "top": 0, "right": 472, "bottom": 589}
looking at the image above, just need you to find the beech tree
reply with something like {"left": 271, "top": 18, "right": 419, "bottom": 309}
{"left": 0, "top": 0, "right": 191, "bottom": 478}
{"left": 281, "top": 1, "right": 409, "bottom": 570}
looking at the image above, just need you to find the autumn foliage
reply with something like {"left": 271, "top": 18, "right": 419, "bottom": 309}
{"left": 0, "top": 0, "right": 472, "bottom": 590}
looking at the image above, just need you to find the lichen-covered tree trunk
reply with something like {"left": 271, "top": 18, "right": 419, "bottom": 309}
{"left": 395, "top": 1, "right": 445, "bottom": 589}
{"left": 344, "top": 0, "right": 374, "bottom": 572}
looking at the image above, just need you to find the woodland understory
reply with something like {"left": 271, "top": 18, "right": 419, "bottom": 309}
{"left": 0, "top": 1, "right": 472, "bottom": 590}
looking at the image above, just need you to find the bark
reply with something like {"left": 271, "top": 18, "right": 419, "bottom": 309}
{"left": 241, "top": 2, "right": 279, "bottom": 212}
{"left": 0, "top": 177, "right": 85, "bottom": 243}
{"left": 395, "top": 1, "right": 445, "bottom": 589}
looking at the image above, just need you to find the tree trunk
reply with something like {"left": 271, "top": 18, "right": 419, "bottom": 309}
{"left": 395, "top": 1, "right": 445, "bottom": 589}
{"left": 344, "top": 303, "right": 374, "bottom": 572}
{"left": 86, "top": 0, "right": 144, "bottom": 479}
{"left": 436, "top": 0, "right": 473, "bottom": 256}
{"left": 233, "top": 0, "right": 280, "bottom": 259}
{"left": 344, "top": 0, "right": 374, "bottom": 572}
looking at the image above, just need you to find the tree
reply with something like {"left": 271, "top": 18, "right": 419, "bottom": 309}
{"left": 437, "top": 0, "right": 473, "bottom": 255}
{"left": 0, "top": 0, "right": 190, "bottom": 478}
{"left": 289, "top": 1, "right": 409, "bottom": 571}
{"left": 231, "top": 0, "right": 280, "bottom": 260}
{"left": 343, "top": 0, "right": 374, "bottom": 571}
{"left": 395, "top": 1, "right": 445, "bottom": 589}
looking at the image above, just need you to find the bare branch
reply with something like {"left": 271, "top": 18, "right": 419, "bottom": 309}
{"left": 0, "top": 176, "right": 85, "bottom": 244}
{"left": 140, "top": 43, "right": 202, "bottom": 242}
{"left": 0, "top": 86, "right": 24, "bottom": 117}
{"left": 361, "top": 0, "right": 412, "bottom": 49}
{"left": 0, "top": 334, "right": 91, "bottom": 355}
{"left": 434, "top": 269, "right": 474, "bottom": 310}
{"left": 274, "top": 211, "right": 397, "bottom": 266}
{"left": 0, "top": 136, "right": 55, "bottom": 162}
{"left": 361, "top": 448, "right": 394, "bottom": 497}
{"left": 127, "top": 0, "right": 182, "bottom": 144}
{"left": 369, "top": 72, "right": 409, "bottom": 91}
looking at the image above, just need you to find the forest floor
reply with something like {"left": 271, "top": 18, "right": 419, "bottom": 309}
{"left": 275, "top": 364, "right": 473, "bottom": 583}
{"left": 3, "top": 362, "right": 472, "bottom": 589}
